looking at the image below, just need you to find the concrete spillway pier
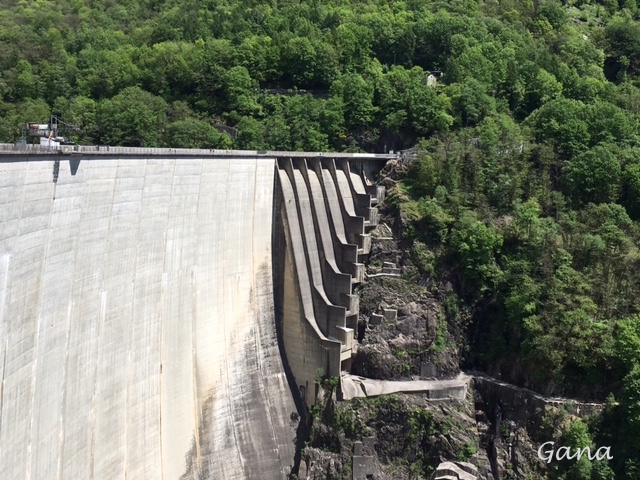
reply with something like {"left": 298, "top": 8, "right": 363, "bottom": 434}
{"left": 0, "top": 146, "right": 393, "bottom": 479}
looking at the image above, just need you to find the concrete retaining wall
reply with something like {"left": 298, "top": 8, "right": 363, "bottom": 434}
{"left": 472, "top": 374, "right": 606, "bottom": 425}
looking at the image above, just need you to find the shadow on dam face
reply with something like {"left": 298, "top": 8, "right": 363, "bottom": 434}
{"left": 0, "top": 157, "right": 298, "bottom": 479}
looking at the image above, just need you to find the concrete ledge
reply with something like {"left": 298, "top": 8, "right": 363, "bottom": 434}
{"left": 341, "top": 373, "right": 471, "bottom": 400}
{"left": 431, "top": 462, "right": 478, "bottom": 480}
{"left": 366, "top": 272, "right": 401, "bottom": 279}
{"left": 0, "top": 143, "right": 397, "bottom": 159}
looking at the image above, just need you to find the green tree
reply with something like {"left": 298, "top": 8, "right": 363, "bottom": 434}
{"left": 330, "top": 73, "right": 375, "bottom": 129}
{"left": 616, "top": 366, "right": 640, "bottom": 477}
{"left": 559, "top": 419, "right": 593, "bottom": 480}
{"left": 235, "top": 35, "right": 280, "bottom": 83}
{"left": 0, "top": 98, "right": 50, "bottom": 142}
{"left": 319, "top": 96, "right": 346, "bottom": 150}
{"left": 409, "top": 86, "right": 453, "bottom": 137}
{"left": 334, "top": 22, "right": 373, "bottom": 70}
{"left": 378, "top": 66, "right": 453, "bottom": 138}
{"left": 448, "top": 78, "right": 495, "bottom": 127}
{"left": 529, "top": 68, "right": 563, "bottom": 106}
{"left": 76, "top": 47, "right": 141, "bottom": 99}
{"left": 37, "top": 59, "right": 76, "bottom": 105}
{"left": 136, "top": 42, "right": 197, "bottom": 99}
{"left": 281, "top": 37, "right": 339, "bottom": 88}
{"left": 612, "top": 316, "right": 640, "bottom": 379}
{"left": 97, "top": 87, "right": 167, "bottom": 147}
{"left": 585, "top": 101, "right": 635, "bottom": 147}
{"left": 164, "top": 119, "right": 233, "bottom": 149}
{"left": 13, "top": 60, "right": 38, "bottom": 101}
{"left": 68, "top": 96, "right": 98, "bottom": 144}
{"left": 284, "top": 95, "right": 330, "bottom": 151}
{"left": 538, "top": 0, "right": 567, "bottom": 30}
{"left": 526, "top": 98, "right": 589, "bottom": 156}
{"left": 563, "top": 145, "right": 622, "bottom": 206}
{"left": 621, "top": 159, "right": 640, "bottom": 219}
{"left": 235, "top": 116, "right": 266, "bottom": 150}
{"left": 263, "top": 114, "right": 291, "bottom": 151}
{"left": 366, "top": 11, "right": 416, "bottom": 66}
{"left": 223, "top": 66, "right": 261, "bottom": 119}
{"left": 414, "top": 11, "right": 476, "bottom": 69}
{"left": 449, "top": 212, "right": 503, "bottom": 290}
{"left": 605, "top": 21, "right": 640, "bottom": 76}
{"left": 509, "top": 198, "right": 542, "bottom": 242}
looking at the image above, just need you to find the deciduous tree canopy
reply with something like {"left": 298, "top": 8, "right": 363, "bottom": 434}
{"left": 2, "top": 0, "right": 640, "bottom": 476}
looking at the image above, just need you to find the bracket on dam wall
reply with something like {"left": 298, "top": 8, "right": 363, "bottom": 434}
{"left": 274, "top": 156, "right": 387, "bottom": 406}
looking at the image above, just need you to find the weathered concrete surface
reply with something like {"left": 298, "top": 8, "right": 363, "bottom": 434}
{"left": 431, "top": 461, "right": 478, "bottom": 480}
{"left": 274, "top": 158, "right": 386, "bottom": 406}
{"left": 341, "top": 372, "right": 470, "bottom": 400}
{"left": 0, "top": 157, "right": 297, "bottom": 479}
{"left": 276, "top": 163, "right": 343, "bottom": 405}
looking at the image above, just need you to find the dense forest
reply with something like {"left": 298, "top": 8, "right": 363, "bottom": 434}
{"left": 3, "top": 0, "right": 640, "bottom": 477}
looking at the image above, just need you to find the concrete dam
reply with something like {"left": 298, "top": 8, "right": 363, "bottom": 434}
{"left": 0, "top": 145, "right": 393, "bottom": 479}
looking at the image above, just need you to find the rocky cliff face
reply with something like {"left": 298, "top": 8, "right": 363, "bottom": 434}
{"left": 298, "top": 384, "right": 560, "bottom": 480}
{"left": 295, "top": 159, "right": 608, "bottom": 480}
{"left": 300, "top": 387, "right": 486, "bottom": 480}
{"left": 351, "top": 160, "right": 466, "bottom": 384}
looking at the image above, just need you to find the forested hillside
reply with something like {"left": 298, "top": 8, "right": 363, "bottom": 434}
{"left": 3, "top": 0, "right": 640, "bottom": 477}
{"left": 2, "top": 0, "right": 637, "bottom": 152}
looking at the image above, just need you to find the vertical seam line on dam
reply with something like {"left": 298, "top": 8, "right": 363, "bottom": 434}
{"left": 27, "top": 158, "right": 55, "bottom": 480}
{"left": 159, "top": 158, "right": 178, "bottom": 480}
{"left": 91, "top": 160, "right": 119, "bottom": 480}
{"left": 221, "top": 161, "right": 246, "bottom": 474}
{"left": 57, "top": 163, "right": 81, "bottom": 480}
{"left": 57, "top": 297, "right": 73, "bottom": 480}
{"left": 125, "top": 157, "right": 151, "bottom": 479}
{"left": 253, "top": 159, "right": 282, "bottom": 467}
{"left": 0, "top": 339, "right": 7, "bottom": 465}
{"left": 190, "top": 159, "right": 204, "bottom": 469}
{"left": 0, "top": 250, "right": 10, "bottom": 464}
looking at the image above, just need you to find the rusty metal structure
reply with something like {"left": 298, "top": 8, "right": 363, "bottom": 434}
{"left": 20, "top": 115, "right": 79, "bottom": 145}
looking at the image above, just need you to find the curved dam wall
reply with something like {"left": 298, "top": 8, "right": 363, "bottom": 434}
{"left": 0, "top": 155, "right": 298, "bottom": 479}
